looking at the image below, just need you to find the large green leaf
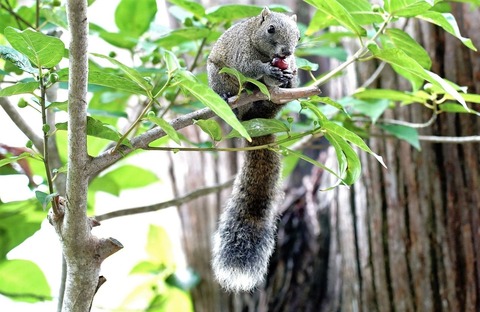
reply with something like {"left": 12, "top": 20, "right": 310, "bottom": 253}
{"left": 0, "top": 199, "right": 45, "bottom": 259}
{"left": 325, "top": 132, "right": 361, "bottom": 185}
{"left": 155, "top": 28, "right": 211, "bottom": 49}
{"left": 175, "top": 71, "right": 251, "bottom": 141}
{"left": 56, "top": 116, "right": 132, "bottom": 146}
{"left": 322, "top": 120, "right": 386, "bottom": 167}
{"left": 206, "top": 5, "right": 264, "bottom": 23}
{"left": 115, "top": 0, "right": 157, "bottom": 37}
{"left": 368, "top": 44, "right": 467, "bottom": 109}
{"left": 384, "top": 0, "right": 433, "bottom": 17}
{"left": 4, "top": 27, "right": 65, "bottom": 68}
{"left": 354, "top": 88, "right": 426, "bottom": 105}
{"left": 91, "top": 53, "right": 153, "bottom": 93}
{"left": 168, "top": 0, "right": 205, "bottom": 18}
{"left": 194, "top": 119, "right": 223, "bottom": 142}
{"left": 146, "top": 114, "right": 182, "bottom": 145}
{"left": 0, "top": 259, "right": 51, "bottom": 302}
{"left": 90, "top": 165, "right": 159, "bottom": 196}
{"left": 0, "top": 81, "right": 38, "bottom": 96}
{"left": 57, "top": 68, "right": 147, "bottom": 95}
{"left": 385, "top": 28, "right": 432, "bottom": 69}
{"left": 305, "top": 0, "right": 366, "bottom": 36}
{"left": 418, "top": 11, "right": 477, "bottom": 51}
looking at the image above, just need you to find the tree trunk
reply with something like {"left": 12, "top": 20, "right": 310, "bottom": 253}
{"left": 319, "top": 4, "right": 480, "bottom": 312}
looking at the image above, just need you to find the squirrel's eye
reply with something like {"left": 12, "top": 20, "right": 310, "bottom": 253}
{"left": 267, "top": 25, "right": 275, "bottom": 34}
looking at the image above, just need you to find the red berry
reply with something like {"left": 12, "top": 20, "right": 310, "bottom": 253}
{"left": 272, "top": 57, "right": 289, "bottom": 70}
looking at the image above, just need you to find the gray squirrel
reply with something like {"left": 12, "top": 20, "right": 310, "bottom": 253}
{"left": 207, "top": 7, "right": 300, "bottom": 292}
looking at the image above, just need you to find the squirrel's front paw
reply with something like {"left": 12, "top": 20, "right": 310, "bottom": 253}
{"left": 266, "top": 66, "right": 293, "bottom": 87}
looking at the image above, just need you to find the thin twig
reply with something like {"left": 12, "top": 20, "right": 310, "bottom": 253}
{"left": 418, "top": 135, "right": 480, "bottom": 143}
{"left": 352, "top": 112, "right": 437, "bottom": 129}
{"left": 0, "top": 2, "right": 35, "bottom": 29}
{"left": 95, "top": 177, "right": 235, "bottom": 221}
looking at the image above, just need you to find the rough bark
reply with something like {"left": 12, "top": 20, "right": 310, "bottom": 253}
{"left": 321, "top": 5, "right": 480, "bottom": 312}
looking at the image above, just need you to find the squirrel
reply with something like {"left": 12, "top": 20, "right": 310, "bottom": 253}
{"left": 207, "top": 7, "right": 300, "bottom": 292}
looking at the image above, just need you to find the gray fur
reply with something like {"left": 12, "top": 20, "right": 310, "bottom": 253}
{"left": 208, "top": 7, "right": 299, "bottom": 292}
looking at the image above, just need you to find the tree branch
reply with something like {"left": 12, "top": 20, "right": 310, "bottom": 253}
{"left": 87, "top": 85, "right": 321, "bottom": 178}
{"left": 95, "top": 177, "right": 235, "bottom": 221}
{"left": 0, "top": 97, "right": 43, "bottom": 150}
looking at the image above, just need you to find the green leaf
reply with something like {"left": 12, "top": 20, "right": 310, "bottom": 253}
{"left": 4, "top": 27, "right": 65, "bottom": 68}
{"left": 206, "top": 5, "right": 263, "bottom": 23}
{"left": 0, "top": 46, "right": 38, "bottom": 74}
{"left": 418, "top": 11, "right": 477, "bottom": 51}
{"left": 295, "top": 57, "right": 319, "bottom": 71}
{"left": 56, "top": 116, "right": 132, "bottom": 146}
{"left": 381, "top": 124, "right": 421, "bottom": 150}
{"left": 0, "top": 259, "right": 51, "bottom": 302}
{"left": 347, "top": 97, "right": 390, "bottom": 124}
{"left": 0, "top": 152, "right": 34, "bottom": 168}
{"left": 354, "top": 88, "right": 426, "bottom": 105}
{"left": 0, "top": 199, "right": 45, "bottom": 259}
{"left": 91, "top": 53, "right": 153, "bottom": 93}
{"left": 325, "top": 132, "right": 361, "bottom": 185}
{"left": 305, "top": 0, "right": 366, "bottom": 36}
{"left": 95, "top": 165, "right": 159, "bottom": 192}
{"left": 385, "top": 0, "right": 433, "bottom": 17}
{"left": 35, "top": 191, "right": 57, "bottom": 210}
{"left": 280, "top": 146, "right": 346, "bottom": 186}
{"left": 98, "top": 31, "right": 138, "bottom": 49}
{"left": 218, "top": 66, "right": 271, "bottom": 99}
{"left": 163, "top": 49, "right": 180, "bottom": 77}
{"left": 322, "top": 120, "right": 386, "bottom": 167}
{"left": 439, "top": 103, "right": 480, "bottom": 115}
{"left": 368, "top": 44, "right": 467, "bottom": 109}
{"left": 226, "top": 118, "right": 290, "bottom": 139}
{"left": 130, "top": 260, "right": 162, "bottom": 275}
{"left": 0, "top": 81, "right": 39, "bottom": 97}
{"left": 194, "top": 119, "right": 223, "bottom": 142}
{"left": 219, "top": 67, "right": 270, "bottom": 98}
{"left": 57, "top": 68, "right": 147, "bottom": 95}
{"left": 176, "top": 70, "right": 251, "bottom": 141}
{"left": 155, "top": 28, "right": 211, "bottom": 49}
{"left": 316, "top": 96, "right": 351, "bottom": 117}
{"left": 146, "top": 114, "right": 181, "bottom": 145}
{"left": 90, "top": 174, "right": 120, "bottom": 196}
{"left": 385, "top": 28, "right": 432, "bottom": 69}
{"left": 115, "top": 0, "right": 157, "bottom": 37}
{"left": 146, "top": 225, "right": 175, "bottom": 266}
{"left": 168, "top": 0, "right": 205, "bottom": 18}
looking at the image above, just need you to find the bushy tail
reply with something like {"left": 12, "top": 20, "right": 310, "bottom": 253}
{"left": 212, "top": 135, "right": 281, "bottom": 292}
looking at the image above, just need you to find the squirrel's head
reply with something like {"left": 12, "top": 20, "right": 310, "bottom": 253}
{"left": 252, "top": 7, "right": 300, "bottom": 60}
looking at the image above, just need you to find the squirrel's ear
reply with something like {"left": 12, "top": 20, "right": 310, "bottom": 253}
{"left": 291, "top": 14, "right": 297, "bottom": 22}
{"left": 261, "top": 7, "right": 271, "bottom": 20}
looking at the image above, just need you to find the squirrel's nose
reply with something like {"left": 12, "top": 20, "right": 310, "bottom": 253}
{"left": 278, "top": 47, "right": 292, "bottom": 58}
